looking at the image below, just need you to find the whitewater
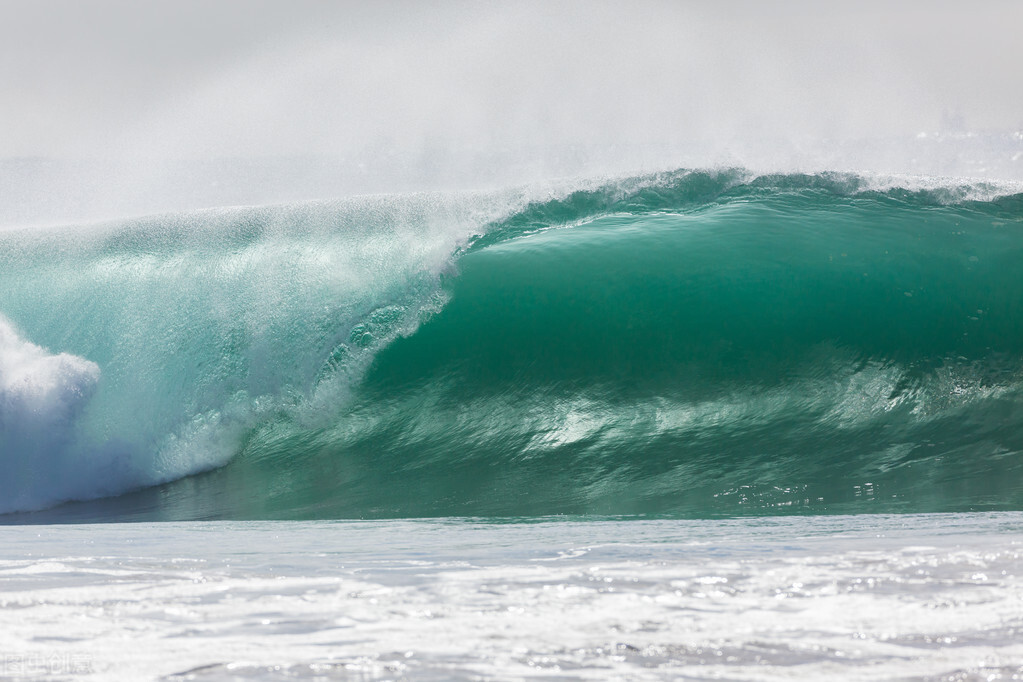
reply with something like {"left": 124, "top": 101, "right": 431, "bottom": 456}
{"left": 0, "top": 514, "right": 1018, "bottom": 681}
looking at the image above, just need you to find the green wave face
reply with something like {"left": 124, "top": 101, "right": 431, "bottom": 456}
{"left": 3, "top": 170, "right": 1023, "bottom": 519}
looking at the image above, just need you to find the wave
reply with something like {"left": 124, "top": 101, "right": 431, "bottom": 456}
{"left": 2, "top": 169, "right": 1023, "bottom": 519}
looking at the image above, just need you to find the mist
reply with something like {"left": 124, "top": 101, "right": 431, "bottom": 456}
{"left": 2, "top": 0, "right": 1022, "bottom": 226}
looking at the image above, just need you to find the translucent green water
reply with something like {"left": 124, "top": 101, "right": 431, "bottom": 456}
{"left": 3, "top": 170, "right": 1023, "bottom": 519}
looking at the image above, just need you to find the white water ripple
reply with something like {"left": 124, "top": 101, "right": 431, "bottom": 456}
{"left": 0, "top": 514, "right": 1021, "bottom": 680}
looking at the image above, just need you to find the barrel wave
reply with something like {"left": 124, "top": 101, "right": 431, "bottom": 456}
{"left": 2, "top": 170, "right": 1023, "bottom": 520}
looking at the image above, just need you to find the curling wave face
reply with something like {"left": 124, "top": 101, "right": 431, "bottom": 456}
{"left": 2, "top": 169, "right": 1023, "bottom": 519}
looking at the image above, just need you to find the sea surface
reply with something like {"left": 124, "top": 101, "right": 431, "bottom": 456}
{"left": 0, "top": 514, "right": 1022, "bottom": 680}
{"left": 2, "top": 168, "right": 1023, "bottom": 679}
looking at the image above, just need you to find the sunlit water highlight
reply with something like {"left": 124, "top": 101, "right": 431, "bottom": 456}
{"left": 1, "top": 514, "right": 1021, "bottom": 680}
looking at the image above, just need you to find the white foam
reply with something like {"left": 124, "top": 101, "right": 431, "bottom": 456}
{"left": 1, "top": 516, "right": 1022, "bottom": 680}
{"left": 0, "top": 316, "right": 100, "bottom": 512}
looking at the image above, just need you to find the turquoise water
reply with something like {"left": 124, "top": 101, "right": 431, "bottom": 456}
{"left": 2, "top": 169, "right": 1023, "bottom": 519}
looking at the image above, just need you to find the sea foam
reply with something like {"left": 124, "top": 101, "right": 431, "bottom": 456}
{"left": 0, "top": 316, "right": 100, "bottom": 511}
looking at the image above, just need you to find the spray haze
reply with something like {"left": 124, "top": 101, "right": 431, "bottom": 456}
{"left": 1, "top": 0, "right": 1021, "bottom": 225}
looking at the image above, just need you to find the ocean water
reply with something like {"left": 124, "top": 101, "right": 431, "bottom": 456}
{"left": 1, "top": 514, "right": 1022, "bottom": 680}
{"left": 2, "top": 168, "right": 1023, "bottom": 679}
{"left": 2, "top": 169, "right": 1022, "bottom": 520}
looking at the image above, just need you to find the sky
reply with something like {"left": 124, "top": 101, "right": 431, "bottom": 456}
{"left": 1, "top": 0, "right": 1022, "bottom": 222}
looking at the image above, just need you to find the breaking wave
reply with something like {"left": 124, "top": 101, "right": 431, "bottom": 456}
{"left": 2, "top": 169, "right": 1023, "bottom": 519}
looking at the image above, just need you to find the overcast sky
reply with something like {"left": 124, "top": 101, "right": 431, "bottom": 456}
{"left": 2, "top": 0, "right": 1021, "bottom": 163}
